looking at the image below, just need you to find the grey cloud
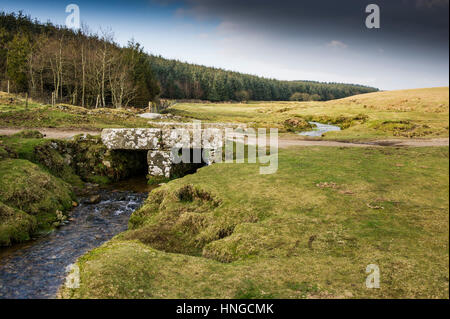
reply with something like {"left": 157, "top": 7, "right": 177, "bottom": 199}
{"left": 172, "top": 0, "right": 448, "bottom": 50}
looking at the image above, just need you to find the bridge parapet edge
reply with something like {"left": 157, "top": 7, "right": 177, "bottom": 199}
{"left": 101, "top": 128, "right": 225, "bottom": 150}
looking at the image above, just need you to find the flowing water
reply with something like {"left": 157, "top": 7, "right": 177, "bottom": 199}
{"left": 298, "top": 121, "right": 341, "bottom": 137}
{"left": 0, "top": 178, "right": 153, "bottom": 299}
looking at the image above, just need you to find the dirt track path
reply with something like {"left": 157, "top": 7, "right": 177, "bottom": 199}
{"left": 276, "top": 138, "right": 449, "bottom": 148}
{"left": 1, "top": 127, "right": 448, "bottom": 148}
{"left": 0, "top": 127, "right": 101, "bottom": 139}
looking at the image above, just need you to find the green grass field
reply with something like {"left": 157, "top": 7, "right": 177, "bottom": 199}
{"left": 1, "top": 88, "right": 448, "bottom": 299}
{"left": 170, "top": 87, "right": 449, "bottom": 141}
{"left": 60, "top": 146, "right": 449, "bottom": 299}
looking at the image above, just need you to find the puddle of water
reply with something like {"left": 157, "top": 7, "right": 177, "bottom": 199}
{"left": 0, "top": 187, "right": 148, "bottom": 299}
{"left": 298, "top": 121, "right": 341, "bottom": 137}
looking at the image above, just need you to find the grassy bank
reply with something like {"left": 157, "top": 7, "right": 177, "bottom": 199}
{"left": 170, "top": 87, "right": 449, "bottom": 140}
{"left": 60, "top": 146, "right": 449, "bottom": 299}
{"left": 0, "top": 92, "right": 153, "bottom": 130}
{"left": 0, "top": 158, "right": 75, "bottom": 245}
{"left": 0, "top": 130, "right": 149, "bottom": 246}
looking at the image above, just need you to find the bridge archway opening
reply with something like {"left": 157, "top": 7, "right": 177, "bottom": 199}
{"left": 170, "top": 148, "right": 209, "bottom": 178}
{"left": 110, "top": 150, "right": 148, "bottom": 179}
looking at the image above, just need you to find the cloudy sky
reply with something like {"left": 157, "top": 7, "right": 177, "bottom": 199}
{"left": 1, "top": 0, "right": 449, "bottom": 90}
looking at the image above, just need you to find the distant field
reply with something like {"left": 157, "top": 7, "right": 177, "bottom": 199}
{"left": 171, "top": 87, "right": 449, "bottom": 141}
{"left": 1, "top": 88, "right": 448, "bottom": 141}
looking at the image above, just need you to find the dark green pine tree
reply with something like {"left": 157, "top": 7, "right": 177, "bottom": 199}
{"left": 6, "top": 33, "right": 30, "bottom": 92}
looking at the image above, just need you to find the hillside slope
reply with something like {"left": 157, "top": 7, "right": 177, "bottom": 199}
{"left": 148, "top": 55, "right": 378, "bottom": 101}
{"left": 329, "top": 87, "right": 449, "bottom": 113}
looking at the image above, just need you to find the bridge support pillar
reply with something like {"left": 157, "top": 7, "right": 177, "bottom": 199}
{"left": 147, "top": 148, "right": 221, "bottom": 179}
{"left": 147, "top": 150, "right": 173, "bottom": 178}
{"left": 101, "top": 128, "right": 224, "bottom": 179}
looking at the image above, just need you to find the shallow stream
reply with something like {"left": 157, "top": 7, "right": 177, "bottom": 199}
{"left": 298, "top": 121, "right": 341, "bottom": 137}
{"left": 0, "top": 178, "right": 153, "bottom": 299}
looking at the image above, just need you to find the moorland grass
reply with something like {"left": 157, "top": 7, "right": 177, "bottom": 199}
{"left": 170, "top": 87, "right": 449, "bottom": 140}
{"left": 60, "top": 146, "right": 449, "bottom": 299}
{"left": 1, "top": 88, "right": 447, "bottom": 141}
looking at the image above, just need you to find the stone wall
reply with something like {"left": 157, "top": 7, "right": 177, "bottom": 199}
{"left": 101, "top": 127, "right": 226, "bottom": 178}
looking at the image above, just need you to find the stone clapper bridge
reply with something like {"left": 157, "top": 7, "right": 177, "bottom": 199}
{"left": 101, "top": 122, "right": 247, "bottom": 178}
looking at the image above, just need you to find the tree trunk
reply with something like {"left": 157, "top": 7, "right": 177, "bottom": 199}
{"left": 101, "top": 48, "right": 106, "bottom": 107}
{"left": 81, "top": 45, "right": 85, "bottom": 107}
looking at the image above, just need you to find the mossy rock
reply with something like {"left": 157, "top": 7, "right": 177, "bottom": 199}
{"left": 33, "top": 140, "right": 83, "bottom": 186}
{"left": 124, "top": 184, "right": 227, "bottom": 256}
{"left": 0, "top": 201, "right": 37, "bottom": 246}
{"left": 283, "top": 117, "right": 312, "bottom": 132}
{"left": 0, "top": 159, "right": 75, "bottom": 217}
{"left": 32, "top": 135, "right": 147, "bottom": 186}
{"left": 71, "top": 135, "right": 148, "bottom": 183}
